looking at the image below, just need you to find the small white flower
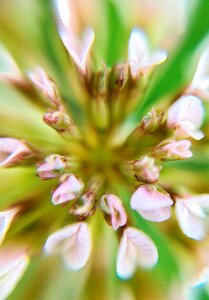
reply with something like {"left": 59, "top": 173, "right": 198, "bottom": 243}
{"left": 0, "top": 207, "right": 19, "bottom": 246}
{"left": 167, "top": 95, "right": 204, "bottom": 140}
{"left": 0, "top": 247, "right": 29, "bottom": 300}
{"left": 44, "top": 222, "right": 91, "bottom": 270}
{"left": 175, "top": 194, "right": 209, "bottom": 240}
{"left": 131, "top": 185, "right": 173, "bottom": 222}
{"left": 128, "top": 27, "right": 167, "bottom": 78}
{"left": 116, "top": 227, "right": 158, "bottom": 279}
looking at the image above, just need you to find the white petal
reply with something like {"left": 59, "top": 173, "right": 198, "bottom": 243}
{"left": 116, "top": 227, "right": 158, "bottom": 279}
{"left": 45, "top": 222, "right": 91, "bottom": 270}
{"left": 0, "top": 248, "right": 29, "bottom": 300}
{"left": 167, "top": 96, "right": 204, "bottom": 139}
{"left": 141, "top": 49, "right": 167, "bottom": 72}
{"left": 128, "top": 28, "right": 149, "bottom": 78}
{"left": 0, "top": 208, "right": 18, "bottom": 246}
{"left": 192, "top": 48, "right": 209, "bottom": 87}
{"left": 131, "top": 185, "right": 173, "bottom": 211}
{"left": 139, "top": 206, "right": 171, "bottom": 222}
{"left": 175, "top": 200, "right": 206, "bottom": 240}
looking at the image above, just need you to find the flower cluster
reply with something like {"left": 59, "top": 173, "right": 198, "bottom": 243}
{"left": 0, "top": 0, "right": 209, "bottom": 298}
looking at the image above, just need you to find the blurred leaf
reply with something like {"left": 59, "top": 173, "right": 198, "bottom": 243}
{"left": 120, "top": 0, "right": 209, "bottom": 140}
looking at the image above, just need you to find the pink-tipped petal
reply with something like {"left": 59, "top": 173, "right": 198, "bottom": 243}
{"left": 37, "top": 154, "right": 66, "bottom": 180}
{"left": 100, "top": 194, "right": 127, "bottom": 230}
{"left": 141, "top": 49, "right": 167, "bottom": 73}
{"left": 154, "top": 139, "right": 193, "bottom": 160}
{"left": 52, "top": 174, "right": 84, "bottom": 205}
{"left": 130, "top": 185, "right": 173, "bottom": 222}
{"left": 167, "top": 96, "right": 204, "bottom": 140}
{"left": 44, "top": 222, "right": 91, "bottom": 270}
{"left": 0, "top": 208, "right": 18, "bottom": 246}
{"left": 0, "top": 138, "right": 32, "bottom": 167}
{"left": 0, "top": 248, "right": 29, "bottom": 300}
{"left": 116, "top": 227, "right": 158, "bottom": 279}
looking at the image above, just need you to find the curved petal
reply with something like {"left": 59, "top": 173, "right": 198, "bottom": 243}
{"left": 139, "top": 206, "right": 171, "bottom": 222}
{"left": 0, "top": 248, "right": 29, "bottom": 300}
{"left": 0, "top": 208, "right": 18, "bottom": 246}
{"left": 141, "top": 49, "right": 167, "bottom": 73}
{"left": 45, "top": 222, "right": 91, "bottom": 270}
{"left": 175, "top": 200, "right": 206, "bottom": 240}
{"left": 116, "top": 227, "right": 158, "bottom": 279}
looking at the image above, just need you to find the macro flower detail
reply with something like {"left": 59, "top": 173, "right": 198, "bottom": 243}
{"left": 0, "top": 0, "right": 209, "bottom": 298}
{"left": 175, "top": 195, "right": 209, "bottom": 240}
{"left": 0, "top": 138, "right": 33, "bottom": 167}
{"left": 128, "top": 28, "right": 167, "bottom": 78}
{"left": 0, "top": 247, "right": 29, "bottom": 300}
{"left": 100, "top": 194, "right": 127, "bottom": 230}
{"left": 52, "top": 174, "right": 84, "bottom": 205}
{"left": 116, "top": 227, "right": 158, "bottom": 279}
{"left": 44, "top": 222, "right": 91, "bottom": 270}
{"left": 167, "top": 95, "right": 204, "bottom": 140}
{"left": 131, "top": 185, "right": 173, "bottom": 222}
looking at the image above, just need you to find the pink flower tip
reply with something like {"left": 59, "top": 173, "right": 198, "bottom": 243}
{"left": 154, "top": 139, "right": 193, "bottom": 160}
{"left": 133, "top": 156, "right": 160, "bottom": 183}
{"left": 130, "top": 185, "right": 173, "bottom": 222}
{"left": 0, "top": 138, "right": 33, "bottom": 167}
{"left": 100, "top": 194, "right": 127, "bottom": 230}
{"left": 37, "top": 154, "right": 66, "bottom": 180}
{"left": 52, "top": 174, "right": 84, "bottom": 205}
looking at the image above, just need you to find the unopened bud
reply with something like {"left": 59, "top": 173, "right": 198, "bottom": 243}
{"left": 90, "top": 70, "right": 107, "bottom": 98}
{"left": 37, "top": 154, "right": 67, "bottom": 180}
{"left": 109, "top": 64, "right": 129, "bottom": 93}
{"left": 154, "top": 139, "right": 193, "bottom": 160}
{"left": 69, "top": 190, "right": 97, "bottom": 217}
{"left": 140, "top": 108, "right": 165, "bottom": 134}
{"left": 43, "top": 110, "right": 74, "bottom": 133}
{"left": 133, "top": 156, "right": 160, "bottom": 183}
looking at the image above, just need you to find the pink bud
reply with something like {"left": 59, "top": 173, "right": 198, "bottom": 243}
{"left": 0, "top": 247, "right": 29, "bottom": 300}
{"left": 100, "top": 194, "right": 127, "bottom": 230}
{"left": 43, "top": 110, "right": 73, "bottom": 132}
{"left": 167, "top": 96, "right": 204, "bottom": 140}
{"left": 131, "top": 185, "right": 173, "bottom": 222}
{"left": 37, "top": 154, "right": 66, "bottom": 180}
{"left": 44, "top": 222, "right": 91, "bottom": 270}
{"left": 116, "top": 227, "right": 158, "bottom": 279}
{"left": 0, "top": 138, "right": 32, "bottom": 167}
{"left": 69, "top": 190, "right": 96, "bottom": 217}
{"left": 52, "top": 174, "right": 84, "bottom": 205}
{"left": 29, "top": 68, "right": 60, "bottom": 108}
{"left": 175, "top": 194, "right": 209, "bottom": 240}
{"left": 128, "top": 28, "right": 167, "bottom": 78}
{"left": 154, "top": 139, "right": 192, "bottom": 160}
{"left": 133, "top": 156, "right": 160, "bottom": 183}
{"left": 0, "top": 207, "right": 19, "bottom": 246}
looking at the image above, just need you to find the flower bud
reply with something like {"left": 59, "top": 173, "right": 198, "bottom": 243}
{"left": 43, "top": 110, "right": 74, "bottom": 132}
{"left": 140, "top": 108, "right": 165, "bottom": 134}
{"left": 90, "top": 70, "right": 107, "bottom": 98}
{"left": 37, "top": 154, "right": 67, "bottom": 180}
{"left": 154, "top": 139, "right": 192, "bottom": 160}
{"left": 69, "top": 190, "right": 96, "bottom": 217}
{"left": 100, "top": 194, "right": 127, "bottom": 230}
{"left": 109, "top": 64, "right": 129, "bottom": 93}
{"left": 0, "top": 138, "right": 33, "bottom": 167}
{"left": 133, "top": 156, "right": 160, "bottom": 183}
{"left": 52, "top": 174, "right": 84, "bottom": 205}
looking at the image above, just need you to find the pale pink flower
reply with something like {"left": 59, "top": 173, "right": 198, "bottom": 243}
{"left": 0, "top": 247, "right": 29, "bottom": 300}
{"left": 37, "top": 154, "right": 66, "bottom": 180}
{"left": 56, "top": 0, "right": 95, "bottom": 74}
{"left": 131, "top": 185, "right": 173, "bottom": 222}
{"left": 100, "top": 194, "right": 127, "bottom": 230}
{"left": 52, "top": 174, "right": 84, "bottom": 205}
{"left": 0, "top": 207, "right": 19, "bottom": 246}
{"left": 0, "top": 138, "right": 32, "bottom": 167}
{"left": 167, "top": 95, "right": 204, "bottom": 140}
{"left": 133, "top": 156, "right": 160, "bottom": 183}
{"left": 154, "top": 139, "right": 192, "bottom": 160}
{"left": 128, "top": 27, "right": 167, "bottom": 78}
{"left": 44, "top": 222, "right": 91, "bottom": 270}
{"left": 29, "top": 68, "right": 60, "bottom": 108}
{"left": 175, "top": 194, "right": 209, "bottom": 240}
{"left": 43, "top": 110, "right": 72, "bottom": 132}
{"left": 116, "top": 227, "right": 158, "bottom": 279}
